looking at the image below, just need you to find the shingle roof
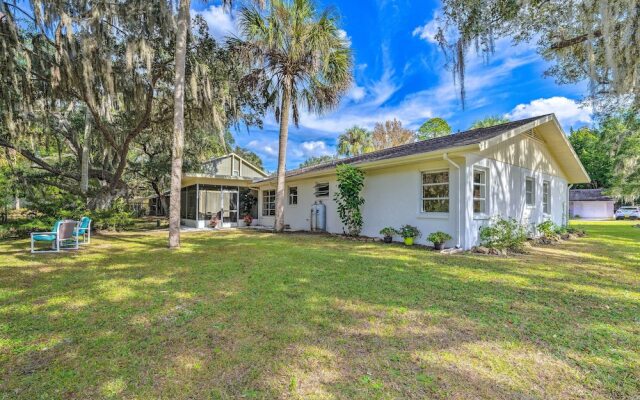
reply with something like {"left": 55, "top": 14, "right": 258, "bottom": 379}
{"left": 569, "top": 189, "right": 614, "bottom": 202}
{"left": 257, "top": 115, "right": 548, "bottom": 182}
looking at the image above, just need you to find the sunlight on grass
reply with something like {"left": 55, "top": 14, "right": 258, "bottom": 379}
{"left": 0, "top": 221, "right": 638, "bottom": 399}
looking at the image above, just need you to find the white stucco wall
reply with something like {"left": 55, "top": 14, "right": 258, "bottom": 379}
{"left": 256, "top": 133, "right": 571, "bottom": 249}
{"left": 258, "top": 159, "right": 460, "bottom": 248}
{"left": 463, "top": 156, "right": 568, "bottom": 248}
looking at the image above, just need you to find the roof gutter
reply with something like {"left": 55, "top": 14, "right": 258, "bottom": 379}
{"left": 443, "top": 153, "right": 462, "bottom": 249}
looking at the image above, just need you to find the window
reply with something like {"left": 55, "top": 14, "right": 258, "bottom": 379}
{"left": 232, "top": 158, "right": 239, "bottom": 176}
{"left": 473, "top": 169, "right": 487, "bottom": 213}
{"left": 262, "top": 190, "right": 275, "bottom": 216}
{"left": 525, "top": 177, "right": 535, "bottom": 206}
{"left": 315, "top": 183, "right": 329, "bottom": 197}
{"left": 288, "top": 187, "right": 298, "bottom": 205}
{"left": 421, "top": 171, "right": 449, "bottom": 212}
{"left": 543, "top": 181, "right": 551, "bottom": 214}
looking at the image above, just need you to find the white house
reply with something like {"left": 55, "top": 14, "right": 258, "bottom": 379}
{"left": 569, "top": 189, "right": 614, "bottom": 219}
{"left": 251, "top": 114, "right": 590, "bottom": 249}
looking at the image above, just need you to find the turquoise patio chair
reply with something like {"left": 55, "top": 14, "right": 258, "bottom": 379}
{"left": 30, "top": 220, "right": 79, "bottom": 253}
{"left": 74, "top": 216, "right": 92, "bottom": 245}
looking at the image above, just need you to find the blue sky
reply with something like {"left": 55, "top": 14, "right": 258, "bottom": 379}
{"left": 194, "top": 0, "right": 593, "bottom": 171}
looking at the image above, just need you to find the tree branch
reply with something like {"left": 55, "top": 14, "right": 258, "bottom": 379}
{"left": 550, "top": 30, "right": 602, "bottom": 50}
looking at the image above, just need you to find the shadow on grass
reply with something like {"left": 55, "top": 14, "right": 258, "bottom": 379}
{"left": 0, "top": 223, "right": 638, "bottom": 399}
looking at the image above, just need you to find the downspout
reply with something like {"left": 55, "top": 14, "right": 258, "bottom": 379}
{"left": 566, "top": 184, "right": 573, "bottom": 226}
{"left": 443, "top": 153, "right": 462, "bottom": 248}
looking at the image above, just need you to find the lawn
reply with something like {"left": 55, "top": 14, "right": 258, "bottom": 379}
{"left": 0, "top": 221, "right": 638, "bottom": 399}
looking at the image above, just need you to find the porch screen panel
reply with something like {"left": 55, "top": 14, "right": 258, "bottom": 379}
{"left": 180, "top": 188, "right": 186, "bottom": 219}
{"left": 185, "top": 186, "right": 197, "bottom": 219}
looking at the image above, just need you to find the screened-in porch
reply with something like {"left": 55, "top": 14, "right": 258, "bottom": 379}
{"left": 180, "top": 184, "right": 258, "bottom": 228}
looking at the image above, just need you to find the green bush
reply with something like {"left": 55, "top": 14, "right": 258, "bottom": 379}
{"left": 0, "top": 218, "right": 53, "bottom": 240}
{"left": 379, "top": 227, "right": 397, "bottom": 237}
{"left": 91, "top": 199, "right": 135, "bottom": 231}
{"left": 479, "top": 216, "right": 527, "bottom": 251}
{"left": 334, "top": 164, "right": 366, "bottom": 236}
{"left": 398, "top": 224, "right": 421, "bottom": 239}
{"left": 427, "top": 231, "right": 452, "bottom": 244}
{"left": 537, "top": 220, "right": 558, "bottom": 239}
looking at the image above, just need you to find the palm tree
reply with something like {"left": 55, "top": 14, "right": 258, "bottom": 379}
{"left": 470, "top": 115, "right": 510, "bottom": 129}
{"left": 234, "top": 0, "right": 353, "bottom": 232}
{"left": 168, "top": 0, "right": 191, "bottom": 249}
{"left": 337, "top": 126, "right": 373, "bottom": 156}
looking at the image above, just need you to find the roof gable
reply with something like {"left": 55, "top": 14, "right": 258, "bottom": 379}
{"left": 201, "top": 153, "right": 267, "bottom": 178}
{"left": 479, "top": 114, "right": 589, "bottom": 183}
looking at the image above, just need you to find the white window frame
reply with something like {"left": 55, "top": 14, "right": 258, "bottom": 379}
{"left": 542, "top": 180, "right": 551, "bottom": 215}
{"left": 314, "top": 182, "right": 330, "bottom": 197}
{"left": 473, "top": 168, "right": 488, "bottom": 216}
{"left": 420, "top": 170, "right": 449, "bottom": 214}
{"left": 288, "top": 186, "right": 298, "bottom": 206}
{"left": 262, "top": 190, "right": 275, "bottom": 216}
{"left": 525, "top": 177, "right": 535, "bottom": 207}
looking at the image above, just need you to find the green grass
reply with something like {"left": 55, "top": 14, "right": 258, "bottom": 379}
{"left": 1, "top": 221, "right": 638, "bottom": 399}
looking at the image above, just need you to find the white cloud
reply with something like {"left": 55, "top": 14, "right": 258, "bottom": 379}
{"left": 347, "top": 85, "right": 366, "bottom": 101}
{"left": 505, "top": 96, "right": 592, "bottom": 128}
{"left": 294, "top": 37, "right": 538, "bottom": 134}
{"left": 247, "top": 139, "right": 279, "bottom": 158}
{"left": 337, "top": 29, "right": 352, "bottom": 47}
{"left": 412, "top": 17, "right": 439, "bottom": 44}
{"left": 292, "top": 140, "right": 333, "bottom": 158}
{"left": 197, "top": 5, "right": 238, "bottom": 42}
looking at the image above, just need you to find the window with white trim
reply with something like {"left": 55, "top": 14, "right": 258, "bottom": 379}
{"left": 525, "top": 177, "right": 535, "bottom": 206}
{"left": 473, "top": 169, "right": 487, "bottom": 214}
{"left": 262, "top": 190, "right": 275, "bottom": 216}
{"left": 288, "top": 187, "right": 298, "bottom": 205}
{"left": 542, "top": 181, "right": 550, "bottom": 214}
{"left": 314, "top": 183, "right": 329, "bottom": 197}
{"left": 421, "top": 171, "right": 449, "bottom": 212}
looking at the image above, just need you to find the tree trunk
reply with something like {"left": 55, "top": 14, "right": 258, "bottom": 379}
{"left": 80, "top": 109, "right": 92, "bottom": 195}
{"left": 274, "top": 80, "right": 291, "bottom": 232}
{"left": 168, "top": 0, "right": 191, "bottom": 249}
{"left": 151, "top": 181, "right": 168, "bottom": 216}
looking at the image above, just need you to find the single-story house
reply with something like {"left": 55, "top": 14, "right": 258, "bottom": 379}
{"left": 180, "top": 113, "right": 590, "bottom": 249}
{"left": 569, "top": 188, "right": 614, "bottom": 219}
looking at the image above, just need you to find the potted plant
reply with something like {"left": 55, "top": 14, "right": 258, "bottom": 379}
{"left": 427, "top": 231, "right": 452, "bottom": 250}
{"left": 379, "top": 227, "right": 397, "bottom": 243}
{"left": 398, "top": 224, "right": 421, "bottom": 246}
{"left": 243, "top": 214, "right": 253, "bottom": 226}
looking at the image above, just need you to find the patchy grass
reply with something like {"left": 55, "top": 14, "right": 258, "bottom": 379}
{"left": 0, "top": 221, "right": 638, "bottom": 399}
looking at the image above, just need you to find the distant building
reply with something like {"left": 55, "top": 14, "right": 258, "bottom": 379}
{"left": 569, "top": 189, "right": 614, "bottom": 219}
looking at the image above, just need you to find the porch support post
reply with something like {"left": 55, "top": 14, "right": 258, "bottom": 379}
{"left": 196, "top": 184, "right": 200, "bottom": 226}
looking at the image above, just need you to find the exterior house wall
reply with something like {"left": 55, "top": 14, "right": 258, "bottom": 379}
{"left": 256, "top": 132, "right": 572, "bottom": 249}
{"left": 258, "top": 159, "right": 460, "bottom": 248}
{"left": 463, "top": 155, "right": 568, "bottom": 248}
{"left": 257, "top": 176, "right": 342, "bottom": 231}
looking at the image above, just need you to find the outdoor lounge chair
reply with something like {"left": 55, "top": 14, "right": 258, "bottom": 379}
{"left": 73, "top": 216, "right": 92, "bottom": 245}
{"left": 30, "top": 220, "right": 80, "bottom": 253}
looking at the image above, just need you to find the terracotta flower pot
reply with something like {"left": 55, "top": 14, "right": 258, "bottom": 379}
{"left": 404, "top": 237, "right": 414, "bottom": 246}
